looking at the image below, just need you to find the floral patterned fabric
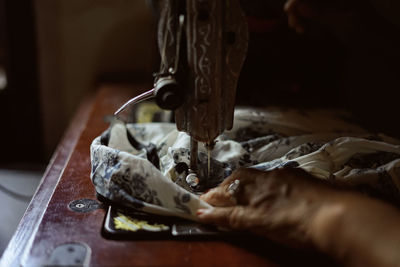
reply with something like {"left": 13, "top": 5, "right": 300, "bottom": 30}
{"left": 90, "top": 107, "right": 400, "bottom": 220}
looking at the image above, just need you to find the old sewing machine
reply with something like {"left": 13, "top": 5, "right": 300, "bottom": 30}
{"left": 115, "top": 0, "right": 248, "bottom": 189}
{"left": 1, "top": 0, "right": 355, "bottom": 265}
{"left": 107, "top": 0, "right": 248, "bottom": 238}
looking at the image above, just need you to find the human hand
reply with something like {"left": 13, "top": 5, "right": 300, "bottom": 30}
{"left": 197, "top": 168, "right": 338, "bottom": 248}
{"left": 198, "top": 167, "right": 400, "bottom": 266}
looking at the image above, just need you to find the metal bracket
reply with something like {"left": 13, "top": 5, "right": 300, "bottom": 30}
{"left": 68, "top": 199, "right": 101, "bottom": 213}
{"left": 46, "top": 242, "right": 91, "bottom": 267}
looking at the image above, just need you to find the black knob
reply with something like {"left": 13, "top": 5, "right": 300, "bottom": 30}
{"left": 155, "top": 77, "right": 184, "bottom": 110}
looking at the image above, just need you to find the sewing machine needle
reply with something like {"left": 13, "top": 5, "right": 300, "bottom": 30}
{"left": 114, "top": 88, "right": 155, "bottom": 116}
{"left": 189, "top": 138, "right": 198, "bottom": 172}
{"left": 207, "top": 148, "right": 211, "bottom": 179}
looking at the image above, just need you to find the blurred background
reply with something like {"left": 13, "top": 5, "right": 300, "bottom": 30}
{"left": 0, "top": 0, "right": 400, "bottom": 258}
{"left": 0, "top": 0, "right": 156, "bottom": 255}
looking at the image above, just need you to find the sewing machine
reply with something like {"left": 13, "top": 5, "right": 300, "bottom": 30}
{"left": 115, "top": 0, "right": 248, "bottom": 189}
{"left": 0, "top": 1, "right": 359, "bottom": 265}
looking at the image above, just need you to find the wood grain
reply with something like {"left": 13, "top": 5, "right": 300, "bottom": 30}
{"left": 1, "top": 84, "right": 336, "bottom": 267}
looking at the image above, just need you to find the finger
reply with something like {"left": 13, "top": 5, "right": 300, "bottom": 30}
{"left": 199, "top": 169, "right": 244, "bottom": 206}
{"left": 200, "top": 168, "right": 260, "bottom": 207}
{"left": 223, "top": 167, "right": 262, "bottom": 186}
{"left": 219, "top": 167, "right": 253, "bottom": 187}
{"left": 200, "top": 187, "right": 234, "bottom": 207}
{"left": 197, "top": 206, "right": 251, "bottom": 230}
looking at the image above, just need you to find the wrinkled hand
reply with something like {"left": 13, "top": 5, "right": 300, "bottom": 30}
{"left": 198, "top": 168, "right": 337, "bottom": 248}
{"left": 199, "top": 168, "right": 400, "bottom": 266}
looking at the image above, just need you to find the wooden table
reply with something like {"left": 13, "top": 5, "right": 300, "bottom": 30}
{"left": 1, "top": 84, "right": 336, "bottom": 267}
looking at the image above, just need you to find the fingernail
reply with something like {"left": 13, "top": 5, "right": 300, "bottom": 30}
{"left": 196, "top": 208, "right": 213, "bottom": 217}
{"left": 200, "top": 189, "right": 214, "bottom": 199}
{"left": 196, "top": 209, "right": 204, "bottom": 216}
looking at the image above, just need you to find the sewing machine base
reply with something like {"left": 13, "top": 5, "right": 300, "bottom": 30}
{"left": 102, "top": 205, "right": 239, "bottom": 239}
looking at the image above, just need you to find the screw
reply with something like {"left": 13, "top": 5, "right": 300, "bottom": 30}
{"left": 75, "top": 203, "right": 85, "bottom": 209}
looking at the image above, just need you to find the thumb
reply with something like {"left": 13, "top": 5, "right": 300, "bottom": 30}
{"left": 196, "top": 206, "right": 250, "bottom": 230}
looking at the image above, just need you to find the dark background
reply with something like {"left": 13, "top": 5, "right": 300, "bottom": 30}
{"left": 236, "top": 0, "right": 400, "bottom": 137}
{"left": 0, "top": 0, "right": 44, "bottom": 166}
{"left": 1, "top": 0, "right": 400, "bottom": 167}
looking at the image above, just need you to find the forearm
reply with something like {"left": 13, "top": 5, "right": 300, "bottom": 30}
{"left": 311, "top": 191, "right": 400, "bottom": 267}
{"left": 198, "top": 168, "right": 400, "bottom": 266}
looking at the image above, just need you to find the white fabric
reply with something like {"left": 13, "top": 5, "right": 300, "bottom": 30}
{"left": 90, "top": 107, "right": 400, "bottom": 221}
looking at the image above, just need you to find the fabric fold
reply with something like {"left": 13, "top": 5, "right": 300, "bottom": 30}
{"left": 90, "top": 107, "right": 400, "bottom": 220}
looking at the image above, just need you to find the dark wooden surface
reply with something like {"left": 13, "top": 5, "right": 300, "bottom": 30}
{"left": 1, "top": 84, "right": 335, "bottom": 267}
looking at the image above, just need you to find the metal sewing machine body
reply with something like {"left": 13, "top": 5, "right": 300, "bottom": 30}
{"left": 116, "top": 0, "right": 248, "bottom": 189}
